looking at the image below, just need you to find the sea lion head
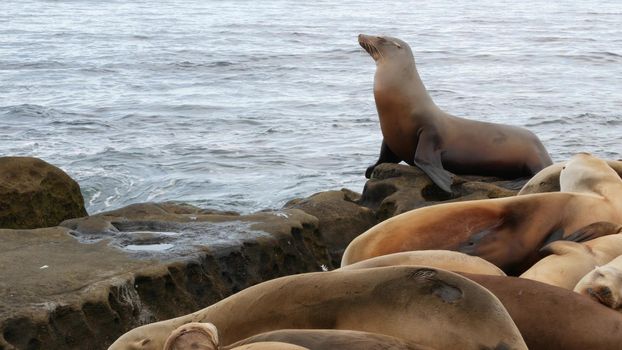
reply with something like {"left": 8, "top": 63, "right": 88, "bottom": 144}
{"left": 358, "top": 34, "right": 413, "bottom": 64}
{"left": 574, "top": 266, "right": 622, "bottom": 310}
{"left": 163, "top": 322, "right": 219, "bottom": 350}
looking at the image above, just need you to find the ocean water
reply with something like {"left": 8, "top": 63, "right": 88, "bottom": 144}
{"left": 1, "top": 0, "right": 621, "bottom": 214}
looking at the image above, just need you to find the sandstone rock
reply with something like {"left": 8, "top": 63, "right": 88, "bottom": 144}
{"left": 0, "top": 164, "right": 530, "bottom": 349}
{"left": 284, "top": 189, "right": 377, "bottom": 266}
{"left": 0, "top": 157, "right": 87, "bottom": 229}
{"left": 359, "top": 163, "right": 525, "bottom": 221}
{"left": 0, "top": 203, "right": 333, "bottom": 349}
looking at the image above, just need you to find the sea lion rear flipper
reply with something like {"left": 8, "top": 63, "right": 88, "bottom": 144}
{"left": 564, "top": 221, "right": 622, "bottom": 242}
{"left": 365, "top": 139, "right": 401, "bottom": 178}
{"left": 413, "top": 130, "right": 453, "bottom": 193}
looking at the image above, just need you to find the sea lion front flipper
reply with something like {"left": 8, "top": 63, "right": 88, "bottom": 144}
{"left": 365, "top": 139, "right": 401, "bottom": 178}
{"left": 413, "top": 130, "right": 454, "bottom": 193}
{"left": 564, "top": 222, "right": 622, "bottom": 242}
{"left": 539, "top": 240, "right": 588, "bottom": 257}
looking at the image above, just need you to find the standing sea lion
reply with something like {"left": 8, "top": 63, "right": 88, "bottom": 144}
{"left": 342, "top": 154, "right": 622, "bottom": 274}
{"left": 108, "top": 266, "right": 526, "bottom": 350}
{"left": 359, "top": 34, "right": 552, "bottom": 192}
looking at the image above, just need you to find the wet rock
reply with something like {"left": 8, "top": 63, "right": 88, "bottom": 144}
{"left": 0, "top": 203, "right": 332, "bottom": 349}
{"left": 360, "top": 163, "right": 525, "bottom": 221}
{"left": 0, "top": 157, "right": 87, "bottom": 229}
{"left": 285, "top": 189, "right": 377, "bottom": 266}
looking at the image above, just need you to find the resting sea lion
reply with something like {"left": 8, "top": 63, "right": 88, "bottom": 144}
{"left": 229, "top": 342, "right": 309, "bottom": 350}
{"left": 520, "top": 233, "right": 622, "bottom": 289}
{"left": 518, "top": 159, "right": 622, "bottom": 195}
{"left": 342, "top": 153, "right": 622, "bottom": 274}
{"left": 224, "top": 329, "right": 433, "bottom": 350}
{"left": 574, "top": 254, "right": 622, "bottom": 310}
{"left": 359, "top": 34, "right": 552, "bottom": 192}
{"left": 338, "top": 250, "right": 505, "bottom": 276}
{"left": 163, "top": 323, "right": 218, "bottom": 350}
{"left": 462, "top": 273, "right": 622, "bottom": 350}
{"left": 109, "top": 266, "right": 526, "bottom": 350}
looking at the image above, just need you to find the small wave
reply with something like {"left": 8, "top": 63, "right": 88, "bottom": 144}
{"left": 554, "top": 53, "right": 621, "bottom": 63}
{"left": 525, "top": 117, "right": 571, "bottom": 127}
{"left": 0, "top": 60, "right": 69, "bottom": 70}
{"left": 0, "top": 104, "right": 58, "bottom": 119}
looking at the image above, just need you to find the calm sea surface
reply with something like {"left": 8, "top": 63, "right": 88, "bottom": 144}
{"left": 1, "top": 1, "right": 621, "bottom": 214}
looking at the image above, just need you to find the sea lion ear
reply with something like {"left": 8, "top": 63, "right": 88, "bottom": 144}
{"left": 539, "top": 241, "right": 586, "bottom": 257}
{"left": 391, "top": 40, "right": 402, "bottom": 48}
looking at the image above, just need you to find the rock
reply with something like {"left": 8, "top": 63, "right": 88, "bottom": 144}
{"left": 359, "top": 163, "right": 525, "bottom": 221}
{"left": 0, "top": 163, "right": 530, "bottom": 349}
{"left": 0, "top": 157, "right": 87, "bottom": 229}
{"left": 0, "top": 203, "right": 333, "bottom": 349}
{"left": 284, "top": 189, "right": 378, "bottom": 266}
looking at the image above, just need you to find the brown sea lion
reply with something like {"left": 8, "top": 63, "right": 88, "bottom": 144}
{"left": 163, "top": 323, "right": 218, "bottom": 350}
{"left": 359, "top": 34, "right": 552, "bottom": 192}
{"left": 338, "top": 250, "right": 505, "bottom": 276}
{"left": 108, "top": 266, "right": 526, "bottom": 350}
{"left": 224, "top": 329, "right": 434, "bottom": 350}
{"left": 518, "top": 159, "right": 622, "bottom": 195}
{"left": 229, "top": 342, "right": 309, "bottom": 350}
{"left": 462, "top": 273, "right": 622, "bottom": 350}
{"left": 520, "top": 233, "right": 622, "bottom": 289}
{"left": 574, "top": 255, "right": 622, "bottom": 310}
{"left": 342, "top": 153, "right": 622, "bottom": 274}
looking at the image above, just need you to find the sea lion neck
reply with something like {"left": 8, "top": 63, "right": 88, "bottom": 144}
{"left": 373, "top": 61, "right": 440, "bottom": 115}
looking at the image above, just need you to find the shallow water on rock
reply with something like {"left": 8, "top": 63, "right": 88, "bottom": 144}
{"left": 2, "top": 0, "right": 621, "bottom": 214}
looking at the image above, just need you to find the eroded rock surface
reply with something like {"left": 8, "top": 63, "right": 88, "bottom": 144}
{"left": 0, "top": 157, "right": 87, "bottom": 229}
{"left": 0, "top": 163, "right": 525, "bottom": 349}
{"left": 285, "top": 189, "right": 377, "bottom": 266}
{"left": 0, "top": 204, "right": 331, "bottom": 349}
{"left": 359, "top": 163, "right": 525, "bottom": 220}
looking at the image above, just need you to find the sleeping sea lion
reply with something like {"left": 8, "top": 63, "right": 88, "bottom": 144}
{"left": 109, "top": 266, "right": 526, "bottom": 350}
{"left": 574, "top": 254, "right": 622, "bottom": 310}
{"left": 520, "top": 233, "right": 622, "bottom": 289}
{"left": 223, "top": 329, "right": 433, "bottom": 350}
{"left": 342, "top": 153, "right": 622, "bottom": 274}
{"left": 462, "top": 273, "right": 622, "bottom": 349}
{"left": 338, "top": 250, "right": 505, "bottom": 276}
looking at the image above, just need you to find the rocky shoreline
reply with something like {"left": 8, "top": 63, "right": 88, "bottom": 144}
{"left": 0, "top": 157, "right": 526, "bottom": 349}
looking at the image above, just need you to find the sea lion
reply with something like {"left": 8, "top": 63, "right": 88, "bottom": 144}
{"left": 338, "top": 250, "right": 505, "bottom": 276}
{"left": 224, "top": 329, "right": 433, "bottom": 350}
{"left": 518, "top": 159, "right": 622, "bottom": 195}
{"left": 359, "top": 34, "right": 552, "bottom": 192}
{"left": 342, "top": 153, "right": 622, "bottom": 274}
{"left": 229, "top": 342, "right": 309, "bottom": 350}
{"left": 462, "top": 273, "right": 622, "bottom": 350}
{"left": 109, "top": 266, "right": 526, "bottom": 350}
{"left": 520, "top": 234, "right": 622, "bottom": 289}
{"left": 163, "top": 323, "right": 218, "bottom": 350}
{"left": 163, "top": 324, "right": 312, "bottom": 350}
{"left": 574, "top": 254, "right": 622, "bottom": 310}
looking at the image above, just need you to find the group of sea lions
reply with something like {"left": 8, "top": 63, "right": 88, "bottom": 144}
{"left": 109, "top": 35, "right": 622, "bottom": 349}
